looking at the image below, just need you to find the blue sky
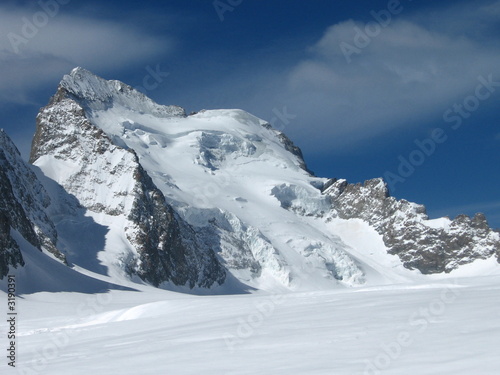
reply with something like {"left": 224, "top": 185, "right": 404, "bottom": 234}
{"left": 0, "top": 0, "right": 499, "bottom": 227}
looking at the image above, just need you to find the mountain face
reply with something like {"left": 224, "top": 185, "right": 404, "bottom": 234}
{"left": 30, "top": 75, "right": 225, "bottom": 288}
{"left": 3, "top": 67, "right": 498, "bottom": 289}
{"left": 0, "top": 130, "right": 64, "bottom": 279}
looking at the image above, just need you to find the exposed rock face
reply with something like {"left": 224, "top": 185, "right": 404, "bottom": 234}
{"left": 30, "top": 73, "right": 225, "bottom": 288}
{"left": 323, "top": 178, "right": 500, "bottom": 273}
{"left": 127, "top": 163, "right": 225, "bottom": 287}
{"left": 261, "top": 122, "right": 312, "bottom": 174}
{"left": 0, "top": 176, "right": 25, "bottom": 278}
{"left": 0, "top": 130, "right": 65, "bottom": 279}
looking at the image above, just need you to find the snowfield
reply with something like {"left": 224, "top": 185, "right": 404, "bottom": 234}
{"left": 1, "top": 265, "right": 500, "bottom": 375}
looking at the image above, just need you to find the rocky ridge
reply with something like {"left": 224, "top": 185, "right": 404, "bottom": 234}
{"left": 0, "top": 130, "right": 65, "bottom": 278}
{"left": 322, "top": 178, "right": 500, "bottom": 273}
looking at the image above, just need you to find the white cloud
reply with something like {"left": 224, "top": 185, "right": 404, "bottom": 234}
{"left": 0, "top": 4, "right": 173, "bottom": 103}
{"left": 276, "top": 2, "right": 500, "bottom": 152}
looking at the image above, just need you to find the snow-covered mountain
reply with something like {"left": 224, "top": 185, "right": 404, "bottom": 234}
{"left": 30, "top": 76, "right": 225, "bottom": 289}
{"left": 2, "top": 67, "right": 499, "bottom": 291}
{"left": 3, "top": 67, "right": 500, "bottom": 375}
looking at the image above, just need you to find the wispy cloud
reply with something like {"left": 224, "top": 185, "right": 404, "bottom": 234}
{"left": 0, "top": 4, "right": 174, "bottom": 103}
{"left": 278, "top": 2, "right": 500, "bottom": 152}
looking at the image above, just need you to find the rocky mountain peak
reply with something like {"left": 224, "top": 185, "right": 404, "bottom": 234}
{"left": 30, "top": 74, "right": 226, "bottom": 288}
{"left": 4, "top": 67, "right": 500, "bottom": 290}
{"left": 55, "top": 67, "right": 186, "bottom": 118}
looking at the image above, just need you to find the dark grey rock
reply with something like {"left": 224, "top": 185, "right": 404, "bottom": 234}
{"left": 323, "top": 178, "right": 500, "bottom": 273}
{"left": 0, "top": 130, "right": 65, "bottom": 279}
{"left": 126, "top": 158, "right": 225, "bottom": 287}
{"left": 261, "top": 122, "right": 314, "bottom": 175}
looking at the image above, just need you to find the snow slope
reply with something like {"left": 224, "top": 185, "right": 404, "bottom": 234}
{"left": 1, "top": 272, "right": 499, "bottom": 375}
{"left": 0, "top": 230, "right": 133, "bottom": 295}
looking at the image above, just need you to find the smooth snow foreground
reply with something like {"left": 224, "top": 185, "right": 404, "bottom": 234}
{"left": 2, "top": 263, "right": 500, "bottom": 375}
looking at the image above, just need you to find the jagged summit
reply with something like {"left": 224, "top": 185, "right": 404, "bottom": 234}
{"left": 54, "top": 66, "right": 186, "bottom": 118}
{"left": 30, "top": 74, "right": 226, "bottom": 288}
{"left": 322, "top": 178, "right": 500, "bottom": 273}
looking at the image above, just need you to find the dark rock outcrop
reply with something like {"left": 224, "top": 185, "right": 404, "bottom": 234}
{"left": 127, "top": 161, "right": 225, "bottom": 287}
{"left": 0, "top": 130, "right": 65, "bottom": 279}
{"left": 261, "top": 122, "right": 313, "bottom": 174}
{"left": 323, "top": 178, "right": 500, "bottom": 273}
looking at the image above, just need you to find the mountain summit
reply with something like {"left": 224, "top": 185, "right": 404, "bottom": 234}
{"left": 2, "top": 68, "right": 499, "bottom": 291}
